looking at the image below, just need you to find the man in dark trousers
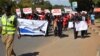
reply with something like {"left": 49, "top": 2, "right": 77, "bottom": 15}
{"left": 57, "top": 15, "right": 63, "bottom": 37}
{"left": 45, "top": 13, "right": 51, "bottom": 36}
{"left": 73, "top": 13, "right": 81, "bottom": 39}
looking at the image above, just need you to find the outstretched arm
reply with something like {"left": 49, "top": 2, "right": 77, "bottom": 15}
{"left": 14, "top": 16, "right": 21, "bottom": 39}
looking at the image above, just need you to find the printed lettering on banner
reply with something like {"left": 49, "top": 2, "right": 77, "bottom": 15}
{"left": 17, "top": 18, "right": 48, "bottom": 36}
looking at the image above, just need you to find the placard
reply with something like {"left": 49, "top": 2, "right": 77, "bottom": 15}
{"left": 51, "top": 9, "right": 62, "bottom": 15}
{"left": 36, "top": 8, "right": 42, "bottom": 13}
{"left": 44, "top": 9, "right": 50, "bottom": 13}
{"left": 23, "top": 8, "right": 32, "bottom": 14}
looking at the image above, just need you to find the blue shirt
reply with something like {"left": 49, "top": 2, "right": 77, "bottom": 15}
{"left": 90, "top": 14, "right": 95, "bottom": 20}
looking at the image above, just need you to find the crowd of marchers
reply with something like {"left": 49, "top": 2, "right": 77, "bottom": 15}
{"left": 16, "top": 11, "right": 95, "bottom": 39}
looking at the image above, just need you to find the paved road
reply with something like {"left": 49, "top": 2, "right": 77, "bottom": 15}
{"left": 0, "top": 37, "right": 5, "bottom": 56}
{"left": 36, "top": 29, "right": 100, "bottom": 56}
{"left": 1, "top": 29, "right": 100, "bottom": 56}
{"left": 0, "top": 36, "right": 57, "bottom": 56}
{"left": 0, "top": 29, "right": 73, "bottom": 56}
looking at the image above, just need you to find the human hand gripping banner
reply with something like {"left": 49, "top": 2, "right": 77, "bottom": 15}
{"left": 17, "top": 18, "right": 48, "bottom": 36}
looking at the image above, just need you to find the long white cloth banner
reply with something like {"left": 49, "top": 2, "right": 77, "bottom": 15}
{"left": 18, "top": 18, "right": 48, "bottom": 36}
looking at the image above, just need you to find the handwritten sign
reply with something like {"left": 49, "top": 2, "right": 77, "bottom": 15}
{"left": 23, "top": 8, "right": 32, "bottom": 14}
{"left": 51, "top": 9, "right": 62, "bottom": 15}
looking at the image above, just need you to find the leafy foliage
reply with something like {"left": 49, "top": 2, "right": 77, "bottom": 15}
{"left": 52, "top": 5, "right": 65, "bottom": 11}
{"left": 70, "top": 0, "right": 100, "bottom": 7}
{"left": 17, "top": 0, "right": 52, "bottom": 10}
{"left": 69, "top": 0, "right": 95, "bottom": 11}
{"left": 33, "top": 1, "right": 52, "bottom": 9}
{"left": 18, "top": 0, "right": 33, "bottom": 8}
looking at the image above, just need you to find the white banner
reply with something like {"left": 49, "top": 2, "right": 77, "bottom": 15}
{"left": 18, "top": 18, "right": 48, "bottom": 36}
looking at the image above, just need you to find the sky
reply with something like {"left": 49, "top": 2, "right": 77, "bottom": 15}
{"left": 48, "top": 0, "right": 71, "bottom": 6}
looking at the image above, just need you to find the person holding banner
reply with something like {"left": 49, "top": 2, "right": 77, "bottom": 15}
{"left": 53, "top": 16, "right": 58, "bottom": 36}
{"left": 63, "top": 15, "right": 68, "bottom": 30}
{"left": 0, "top": 3, "right": 20, "bottom": 56}
{"left": 73, "top": 13, "right": 81, "bottom": 39}
{"left": 39, "top": 12, "right": 45, "bottom": 20}
{"left": 45, "top": 13, "right": 51, "bottom": 36}
{"left": 81, "top": 12, "right": 88, "bottom": 37}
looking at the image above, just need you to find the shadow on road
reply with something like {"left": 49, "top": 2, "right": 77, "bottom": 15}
{"left": 76, "top": 35, "right": 90, "bottom": 39}
{"left": 19, "top": 52, "right": 39, "bottom": 56}
{"left": 97, "top": 26, "right": 100, "bottom": 28}
{"left": 59, "top": 34, "right": 69, "bottom": 38}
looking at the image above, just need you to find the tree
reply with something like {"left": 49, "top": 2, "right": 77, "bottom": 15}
{"left": 0, "top": 0, "right": 4, "bottom": 6}
{"left": 18, "top": 0, "right": 33, "bottom": 8}
{"left": 33, "top": 1, "right": 52, "bottom": 9}
{"left": 96, "top": 1, "right": 100, "bottom": 7}
{"left": 93, "top": 0, "right": 100, "bottom": 7}
{"left": 72, "top": 0, "right": 94, "bottom": 12}
{"left": 70, "top": 0, "right": 100, "bottom": 7}
{"left": 0, "top": 0, "right": 15, "bottom": 14}
{"left": 0, "top": 0, "right": 12, "bottom": 7}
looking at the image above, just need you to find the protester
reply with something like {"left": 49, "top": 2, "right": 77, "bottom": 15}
{"left": 90, "top": 13, "right": 95, "bottom": 25}
{"left": 63, "top": 14, "right": 69, "bottom": 30}
{"left": 39, "top": 12, "right": 45, "bottom": 20}
{"left": 73, "top": 13, "right": 80, "bottom": 39}
{"left": 53, "top": 16, "right": 58, "bottom": 36}
{"left": 81, "top": 12, "right": 88, "bottom": 36}
{"left": 57, "top": 15, "right": 63, "bottom": 37}
{"left": 45, "top": 13, "right": 51, "bottom": 36}
{"left": 14, "top": 7, "right": 91, "bottom": 39}
{"left": 27, "top": 14, "right": 33, "bottom": 20}
{"left": 86, "top": 15, "right": 91, "bottom": 25}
